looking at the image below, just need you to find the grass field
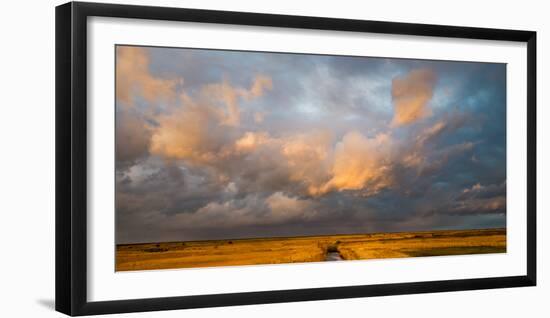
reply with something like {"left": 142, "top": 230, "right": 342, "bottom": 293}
{"left": 116, "top": 228, "right": 506, "bottom": 271}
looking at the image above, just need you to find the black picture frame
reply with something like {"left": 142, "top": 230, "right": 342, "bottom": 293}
{"left": 55, "top": 1, "right": 537, "bottom": 316}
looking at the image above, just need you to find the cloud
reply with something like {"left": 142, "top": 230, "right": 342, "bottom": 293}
{"left": 417, "top": 141, "right": 475, "bottom": 177}
{"left": 197, "top": 75, "right": 272, "bottom": 127}
{"left": 149, "top": 100, "right": 233, "bottom": 166}
{"left": 116, "top": 46, "right": 180, "bottom": 106}
{"left": 150, "top": 103, "right": 470, "bottom": 201}
{"left": 248, "top": 75, "right": 273, "bottom": 99}
{"left": 279, "top": 131, "right": 334, "bottom": 195}
{"left": 313, "top": 132, "right": 394, "bottom": 196}
{"left": 116, "top": 110, "right": 152, "bottom": 168}
{"left": 121, "top": 101, "right": 485, "bottom": 242}
{"left": 265, "top": 192, "right": 318, "bottom": 222}
{"left": 234, "top": 131, "right": 272, "bottom": 153}
{"left": 391, "top": 69, "right": 437, "bottom": 126}
{"left": 416, "top": 121, "right": 447, "bottom": 146}
{"left": 166, "top": 192, "right": 317, "bottom": 229}
{"left": 153, "top": 109, "right": 397, "bottom": 198}
{"left": 399, "top": 113, "right": 473, "bottom": 176}
{"left": 149, "top": 74, "right": 273, "bottom": 165}
{"left": 463, "top": 183, "right": 483, "bottom": 193}
{"left": 254, "top": 112, "right": 266, "bottom": 123}
{"left": 450, "top": 181, "right": 506, "bottom": 215}
{"left": 459, "top": 181, "right": 506, "bottom": 200}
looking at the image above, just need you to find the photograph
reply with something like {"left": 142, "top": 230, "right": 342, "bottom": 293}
{"left": 115, "top": 45, "right": 507, "bottom": 271}
{"left": 48, "top": 1, "right": 539, "bottom": 316}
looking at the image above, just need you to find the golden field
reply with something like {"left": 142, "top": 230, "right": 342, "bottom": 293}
{"left": 116, "top": 228, "right": 505, "bottom": 271}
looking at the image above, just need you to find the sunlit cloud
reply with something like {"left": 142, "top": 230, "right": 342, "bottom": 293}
{"left": 149, "top": 74, "right": 273, "bottom": 164}
{"left": 116, "top": 46, "right": 180, "bottom": 106}
{"left": 391, "top": 69, "right": 437, "bottom": 126}
{"left": 313, "top": 132, "right": 394, "bottom": 196}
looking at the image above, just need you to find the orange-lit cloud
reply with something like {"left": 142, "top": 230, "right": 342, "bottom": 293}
{"left": 400, "top": 116, "right": 473, "bottom": 172}
{"left": 152, "top": 110, "right": 396, "bottom": 198}
{"left": 400, "top": 120, "right": 447, "bottom": 169}
{"left": 416, "top": 121, "right": 446, "bottom": 146}
{"left": 141, "top": 63, "right": 471, "bottom": 203}
{"left": 149, "top": 103, "right": 227, "bottom": 165}
{"left": 116, "top": 46, "right": 179, "bottom": 106}
{"left": 232, "top": 130, "right": 395, "bottom": 197}
{"left": 117, "top": 52, "right": 447, "bottom": 201}
{"left": 391, "top": 69, "right": 437, "bottom": 126}
{"left": 149, "top": 75, "right": 273, "bottom": 164}
{"left": 313, "top": 132, "right": 394, "bottom": 196}
{"left": 276, "top": 131, "right": 332, "bottom": 195}
{"left": 199, "top": 75, "right": 271, "bottom": 127}
{"left": 234, "top": 131, "right": 272, "bottom": 153}
{"left": 248, "top": 75, "right": 273, "bottom": 99}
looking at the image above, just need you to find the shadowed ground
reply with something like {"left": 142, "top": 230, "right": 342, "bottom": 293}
{"left": 116, "top": 228, "right": 505, "bottom": 271}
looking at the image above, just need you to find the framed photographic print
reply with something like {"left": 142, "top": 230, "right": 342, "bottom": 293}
{"left": 55, "top": 1, "right": 536, "bottom": 316}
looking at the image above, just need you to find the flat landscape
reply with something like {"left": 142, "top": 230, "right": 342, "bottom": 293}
{"left": 116, "top": 228, "right": 506, "bottom": 271}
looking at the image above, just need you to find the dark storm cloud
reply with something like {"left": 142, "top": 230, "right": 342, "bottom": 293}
{"left": 115, "top": 110, "right": 152, "bottom": 169}
{"left": 115, "top": 45, "right": 506, "bottom": 244}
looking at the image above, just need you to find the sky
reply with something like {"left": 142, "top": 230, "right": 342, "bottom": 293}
{"left": 115, "top": 45, "right": 506, "bottom": 244}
